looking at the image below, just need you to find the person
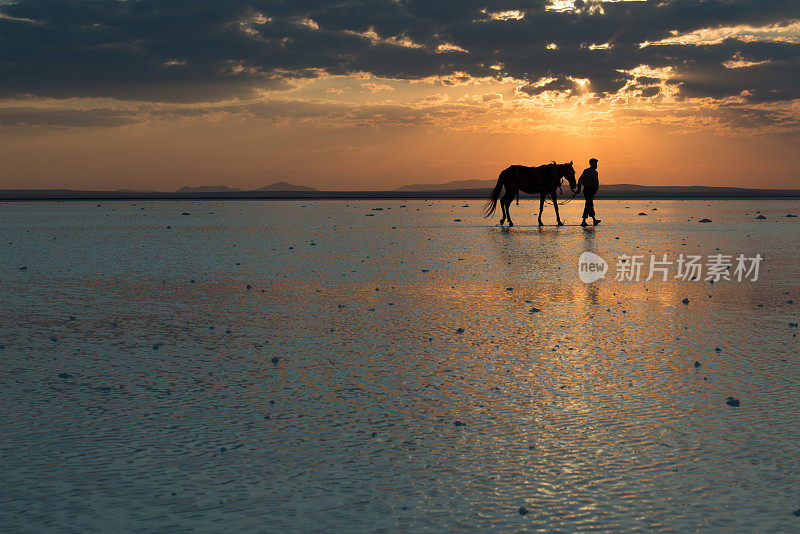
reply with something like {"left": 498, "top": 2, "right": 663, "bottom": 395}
{"left": 575, "top": 158, "right": 601, "bottom": 226}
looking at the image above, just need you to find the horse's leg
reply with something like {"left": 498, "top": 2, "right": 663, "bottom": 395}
{"left": 538, "top": 194, "right": 545, "bottom": 226}
{"left": 553, "top": 191, "right": 564, "bottom": 226}
{"left": 498, "top": 188, "right": 506, "bottom": 225}
{"left": 501, "top": 189, "right": 514, "bottom": 227}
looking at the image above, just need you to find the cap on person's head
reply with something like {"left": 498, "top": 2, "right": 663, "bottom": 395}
{"left": 589, "top": 158, "right": 598, "bottom": 165}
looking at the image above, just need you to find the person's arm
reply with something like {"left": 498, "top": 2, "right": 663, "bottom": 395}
{"left": 575, "top": 171, "right": 585, "bottom": 194}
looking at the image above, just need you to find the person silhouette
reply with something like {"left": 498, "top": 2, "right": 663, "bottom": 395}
{"left": 575, "top": 158, "right": 601, "bottom": 226}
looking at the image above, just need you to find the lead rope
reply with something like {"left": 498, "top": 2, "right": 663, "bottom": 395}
{"left": 546, "top": 166, "right": 580, "bottom": 206}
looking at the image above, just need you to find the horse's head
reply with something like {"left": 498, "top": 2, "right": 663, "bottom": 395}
{"left": 562, "top": 161, "right": 577, "bottom": 190}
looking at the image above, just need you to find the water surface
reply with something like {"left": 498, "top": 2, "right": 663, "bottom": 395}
{"left": 1, "top": 199, "right": 799, "bottom": 532}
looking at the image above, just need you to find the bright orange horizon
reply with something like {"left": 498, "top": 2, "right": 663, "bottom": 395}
{"left": 1, "top": 2, "right": 799, "bottom": 191}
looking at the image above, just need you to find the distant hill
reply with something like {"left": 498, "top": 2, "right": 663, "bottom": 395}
{"left": 396, "top": 179, "right": 494, "bottom": 191}
{"left": 256, "top": 181, "right": 317, "bottom": 191}
{"left": 394, "top": 180, "right": 800, "bottom": 197}
{"left": 177, "top": 185, "right": 241, "bottom": 193}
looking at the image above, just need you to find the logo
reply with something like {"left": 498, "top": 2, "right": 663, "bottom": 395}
{"left": 577, "top": 252, "right": 763, "bottom": 283}
{"left": 578, "top": 252, "right": 608, "bottom": 283}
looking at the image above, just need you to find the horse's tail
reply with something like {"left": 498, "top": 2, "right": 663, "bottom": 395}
{"left": 484, "top": 169, "right": 506, "bottom": 217}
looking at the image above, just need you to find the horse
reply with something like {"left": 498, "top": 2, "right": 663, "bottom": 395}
{"left": 484, "top": 162, "right": 577, "bottom": 227}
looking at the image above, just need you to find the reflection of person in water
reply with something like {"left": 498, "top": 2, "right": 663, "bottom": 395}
{"left": 575, "top": 158, "right": 601, "bottom": 226}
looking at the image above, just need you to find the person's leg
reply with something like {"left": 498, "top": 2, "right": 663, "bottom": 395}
{"left": 588, "top": 191, "right": 600, "bottom": 224}
{"left": 581, "top": 196, "right": 590, "bottom": 226}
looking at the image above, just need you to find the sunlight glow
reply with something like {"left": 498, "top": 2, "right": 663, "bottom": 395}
{"left": 296, "top": 17, "right": 320, "bottom": 30}
{"left": 0, "top": 10, "right": 39, "bottom": 24}
{"left": 723, "top": 55, "right": 772, "bottom": 69}
{"left": 640, "top": 21, "right": 800, "bottom": 47}
{"left": 546, "top": 0, "right": 646, "bottom": 15}
{"left": 437, "top": 43, "right": 469, "bottom": 53}
{"left": 344, "top": 27, "right": 424, "bottom": 49}
{"left": 484, "top": 9, "right": 526, "bottom": 21}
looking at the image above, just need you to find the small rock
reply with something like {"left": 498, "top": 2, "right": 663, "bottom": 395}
{"left": 69, "top": 316, "right": 76, "bottom": 320}
{"left": 271, "top": 357, "right": 280, "bottom": 365}
{"left": 681, "top": 298, "right": 690, "bottom": 305}
{"left": 453, "top": 420, "right": 465, "bottom": 427}
{"left": 58, "top": 372, "right": 72, "bottom": 379}
{"left": 246, "top": 284, "right": 252, "bottom": 290}
{"left": 506, "top": 287, "right": 513, "bottom": 291}
{"left": 50, "top": 336, "right": 58, "bottom": 342}
{"left": 793, "top": 508, "right": 800, "bottom": 516}
{"left": 756, "top": 214, "right": 766, "bottom": 219}
{"left": 518, "top": 506, "right": 529, "bottom": 516}
{"left": 19, "top": 266, "right": 27, "bottom": 271}
{"left": 453, "top": 219, "right": 462, "bottom": 222}
{"left": 638, "top": 212, "right": 647, "bottom": 216}
{"left": 787, "top": 214, "right": 797, "bottom": 218}
{"left": 725, "top": 396, "right": 740, "bottom": 407}
{"left": 456, "top": 328, "right": 465, "bottom": 334}
{"left": 181, "top": 212, "right": 191, "bottom": 216}
{"left": 694, "top": 361, "right": 701, "bottom": 368}
{"left": 530, "top": 307, "right": 541, "bottom": 313}
{"left": 699, "top": 218, "right": 712, "bottom": 223}
{"left": 789, "top": 323, "right": 798, "bottom": 328}
{"left": 715, "top": 347, "right": 722, "bottom": 352}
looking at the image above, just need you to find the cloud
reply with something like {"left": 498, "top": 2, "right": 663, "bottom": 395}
{"left": 0, "top": 0, "right": 798, "bottom": 135}
{"left": 0, "top": 106, "right": 138, "bottom": 127}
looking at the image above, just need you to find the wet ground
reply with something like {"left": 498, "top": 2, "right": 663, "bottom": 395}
{"left": 1, "top": 199, "right": 799, "bottom": 532}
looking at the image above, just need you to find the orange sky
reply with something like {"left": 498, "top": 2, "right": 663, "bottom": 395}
{"left": 1, "top": 1, "right": 799, "bottom": 191}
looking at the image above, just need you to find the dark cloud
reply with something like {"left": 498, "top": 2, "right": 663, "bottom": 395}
{"left": 0, "top": 106, "right": 138, "bottom": 127}
{"left": 0, "top": 0, "right": 798, "bottom": 104}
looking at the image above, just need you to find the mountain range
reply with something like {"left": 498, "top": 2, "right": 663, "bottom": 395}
{"left": 176, "top": 181, "right": 317, "bottom": 193}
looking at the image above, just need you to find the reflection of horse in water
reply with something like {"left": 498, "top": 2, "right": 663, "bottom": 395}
{"left": 484, "top": 162, "right": 577, "bottom": 227}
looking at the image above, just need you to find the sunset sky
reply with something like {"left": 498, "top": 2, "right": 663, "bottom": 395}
{"left": 1, "top": 0, "right": 799, "bottom": 191}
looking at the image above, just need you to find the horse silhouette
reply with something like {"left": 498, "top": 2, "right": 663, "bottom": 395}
{"left": 484, "top": 162, "right": 577, "bottom": 226}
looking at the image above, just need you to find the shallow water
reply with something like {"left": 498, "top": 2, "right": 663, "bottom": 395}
{"left": 1, "top": 199, "right": 799, "bottom": 532}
